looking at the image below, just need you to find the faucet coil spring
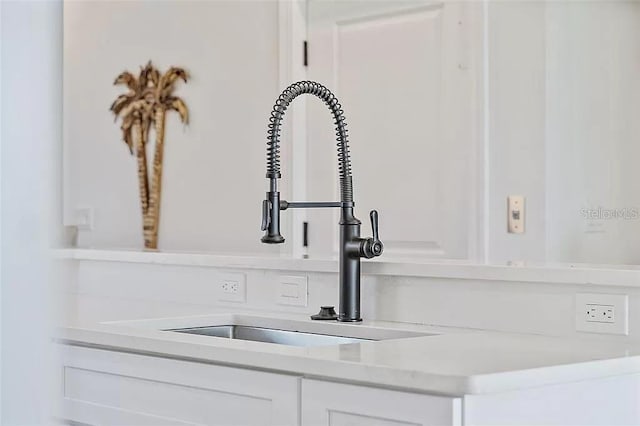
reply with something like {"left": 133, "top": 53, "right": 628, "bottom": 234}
{"left": 266, "top": 81, "right": 353, "bottom": 202}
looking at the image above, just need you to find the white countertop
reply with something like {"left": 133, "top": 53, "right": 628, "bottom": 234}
{"left": 57, "top": 309, "right": 640, "bottom": 396}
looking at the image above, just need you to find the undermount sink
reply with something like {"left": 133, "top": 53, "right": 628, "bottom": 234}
{"left": 170, "top": 325, "right": 372, "bottom": 347}
{"left": 163, "top": 315, "right": 431, "bottom": 347}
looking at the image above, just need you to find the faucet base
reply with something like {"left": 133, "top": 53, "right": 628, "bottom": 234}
{"left": 261, "top": 235, "right": 285, "bottom": 244}
{"left": 337, "top": 317, "right": 363, "bottom": 323}
{"left": 311, "top": 306, "right": 338, "bottom": 321}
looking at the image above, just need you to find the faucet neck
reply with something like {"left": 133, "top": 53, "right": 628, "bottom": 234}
{"left": 266, "top": 81, "right": 353, "bottom": 203}
{"left": 339, "top": 205, "right": 361, "bottom": 226}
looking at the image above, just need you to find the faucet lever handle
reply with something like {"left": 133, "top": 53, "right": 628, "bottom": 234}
{"left": 361, "top": 210, "right": 383, "bottom": 259}
{"left": 370, "top": 210, "right": 380, "bottom": 242}
{"left": 261, "top": 199, "right": 270, "bottom": 231}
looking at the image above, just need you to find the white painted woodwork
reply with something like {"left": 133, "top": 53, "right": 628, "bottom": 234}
{"left": 57, "top": 343, "right": 640, "bottom": 426}
{"left": 279, "top": 0, "right": 309, "bottom": 258}
{"left": 301, "top": 379, "right": 462, "bottom": 426}
{"left": 487, "top": 1, "right": 640, "bottom": 265}
{"left": 486, "top": 1, "right": 547, "bottom": 264}
{"left": 463, "top": 373, "right": 640, "bottom": 425}
{"left": 544, "top": 1, "right": 640, "bottom": 265}
{"left": 59, "top": 345, "right": 299, "bottom": 426}
{"left": 306, "top": 0, "right": 481, "bottom": 260}
{"left": 1, "top": 2, "right": 63, "bottom": 424}
{"left": 59, "top": 251, "right": 640, "bottom": 342}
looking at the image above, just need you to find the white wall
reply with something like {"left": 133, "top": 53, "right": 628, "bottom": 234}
{"left": 60, "top": 257, "right": 640, "bottom": 344}
{"left": 488, "top": 1, "right": 640, "bottom": 265}
{"left": 487, "top": 1, "right": 546, "bottom": 263}
{"left": 63, "top": 1, "right": 640, "bottom": 265}
{"left": 545, "top": 1, "right": 640, "bottom": 265}
{"left": 1, "top": 1, "right": 62, "bottom": 424}
{"left": 64, "top": 0, "right": 286, "bottom": 254}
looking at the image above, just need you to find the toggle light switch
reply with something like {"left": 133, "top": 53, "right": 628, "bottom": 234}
{"left": 508, "top": 195, "right": 525, "bottom": 234}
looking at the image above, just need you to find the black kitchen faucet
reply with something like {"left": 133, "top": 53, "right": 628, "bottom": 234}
{"left": 260, "top": 81, "right": 383, "bottom": 322}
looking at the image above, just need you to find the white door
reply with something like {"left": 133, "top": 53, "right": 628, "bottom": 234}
{"left": 306, "top": 0, "right": 482, "bottom": 260}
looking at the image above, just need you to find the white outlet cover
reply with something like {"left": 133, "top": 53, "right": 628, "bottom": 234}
{"left": 576, "top": 293, "right": 628, "bottom": 335}
{"left": 277, "top": 275, "right": 308, "bottom": 307}
{"left": 74, "top": 206, "right": 94, "bottom": 231}
{"left": 218, "top": 272, "right": 246, "bottom": 303}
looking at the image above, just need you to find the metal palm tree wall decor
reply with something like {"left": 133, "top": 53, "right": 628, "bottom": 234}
{"left": 110, "top": 61, "right": 189, "bottom": 249}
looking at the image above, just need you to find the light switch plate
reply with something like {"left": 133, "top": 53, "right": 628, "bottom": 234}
{"left": 276, "top": 275, "right": 308, "bottom": 307}
{"left": 507, "top": 195, "right": 525, "bottom": 234}
{"left": 576, "top": 293, "right": 628, "bottom": 335}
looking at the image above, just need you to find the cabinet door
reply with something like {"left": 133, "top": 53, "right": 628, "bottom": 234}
{"left": 301, "top": 379, "right": 461, "bottom": 426}
{"left": 58, "top": 345, "right": 299, "bottom": 426}
{"left": 463, "top": 373, "right": 640, "bottom": 426}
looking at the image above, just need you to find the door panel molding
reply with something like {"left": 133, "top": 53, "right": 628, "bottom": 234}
{"left": 307, "top": 0, "right": 482, "bottom": 259}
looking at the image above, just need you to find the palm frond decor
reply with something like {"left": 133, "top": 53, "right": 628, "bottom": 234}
{"left": 110, "top": 61, "right": 189, "bottom": 249}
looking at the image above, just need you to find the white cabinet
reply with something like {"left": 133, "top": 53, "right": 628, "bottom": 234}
{"left": 58, "top": 345, "right": 640, "bottom": 426}
{"left": 462, "top": 374, "right": 640, "bottom": 426}
{"left": 301, "top": 378, "right": 462, "bottom": 426}
{"left": 58, "top": 345, "right": 299, "bottom": 426}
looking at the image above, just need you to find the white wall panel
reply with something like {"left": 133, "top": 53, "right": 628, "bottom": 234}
{"left": 545, "top": 1, "right": 640, "bottom": 265}
{"left": 307, "top": 1, "right": 480, "bottom": 259}
{"left": 486, "top": 1, "right": 546, "bottom": 263}
{"left": 64, "top": 1, "right": 283, "bottom": 253}
{"left": 61, "top": 257, "right": 640, "bottom": 343}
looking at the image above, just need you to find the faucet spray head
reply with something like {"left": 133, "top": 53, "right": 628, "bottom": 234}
{"left": 261, "top": 191, "right": 285, "bottom": 244}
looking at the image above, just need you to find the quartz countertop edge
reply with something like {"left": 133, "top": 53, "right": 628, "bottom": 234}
{"left": 54, "top": 248, "right": 640, "bottom": 287}
{"left": 56, "top": 320, "right": 640, "bottom": 397}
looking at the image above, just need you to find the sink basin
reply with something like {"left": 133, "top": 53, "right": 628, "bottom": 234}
{"left": 170, "top": 325, "right": 371, "bottom": 347}
{"left": 163, "top": 315, "right": 432, "bottom": 347}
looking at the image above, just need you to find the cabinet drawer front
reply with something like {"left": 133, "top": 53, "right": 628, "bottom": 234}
{"left": 302, "top": 379, "right": 461, "bottom": 426}
{"left": 59, "top": 345, "right": 299, "bottom": 426}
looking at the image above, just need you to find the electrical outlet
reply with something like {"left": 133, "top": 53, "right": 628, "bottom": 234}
{"left": 218, "top": 272, "right": 246, "bottom": 303}
{"left": 507, "top": 195, "right": 525, "bottom": 234}
{"left": 276, "top": 275, "right": 308, "bottom": 307}
{"left": 74, "top": 206, "right": 94, "bottom": 231}
{"left": 221, "top": 281, "right": 239, "bottom": 295}
{"left": 576, "top": 293, "right": 628, "bottom": 335}
{"left": 586, "top": 304, "right": 615, "bottom": 323}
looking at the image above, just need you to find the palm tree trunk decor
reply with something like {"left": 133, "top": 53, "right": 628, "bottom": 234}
{"left": 110, "top": 61, "right": 189, "bottom": 249}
